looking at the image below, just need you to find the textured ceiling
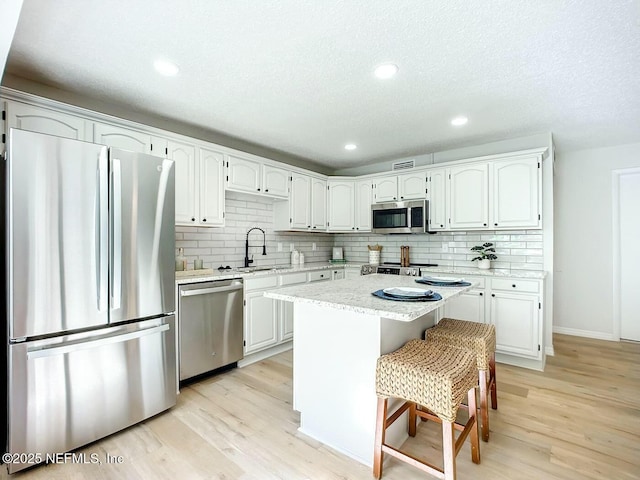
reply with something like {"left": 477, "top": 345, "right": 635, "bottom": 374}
{"left": 5, "top": 0, "right": 640, "bottom": 168}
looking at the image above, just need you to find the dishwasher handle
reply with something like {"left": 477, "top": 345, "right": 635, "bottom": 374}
{"left": 180, "top": 283, "right": 243, "bottom": 297}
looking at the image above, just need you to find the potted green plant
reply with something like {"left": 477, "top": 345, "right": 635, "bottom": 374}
{"left": 471, "top": 243, "right": 498, "bottom": 269}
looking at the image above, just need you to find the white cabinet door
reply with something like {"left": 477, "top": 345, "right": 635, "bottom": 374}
{"left": 428, "top": 168, "right": 447, "bottom": 231}
{"left": 199, "top": 147, "right": 225, "bottom": 226}
{"left": 448, "top": 163, "right": 489, "bottom": 229}
{"left": 310, "top": 177, "right": 327, "bottom": 231}
{"left": 7, "top": 102, "right": 90, "bottom": 141}
{"left": 490, "top": 292, "right": 540, "bottom": 358}
{"left": 226, "top": 155, "right": 261, "bottom": 193}
{"left": 374, "top": 175, "right": 398, "bottom": 203}
{"left": 290, "top": 173, "right": 311, "bottom": 229}
{"left": 263, "top": 165, "right": 289, "bottom": 197}
{"left": 327, "top": 180, "right": 355, "bottom": 231}
{"left": 345, "top": 267, "right": 361, "bottom": 279}
{"left": 355, "top": 180, "right": 373, "bottom": 231}
{"left": 244, "top": 291, "right": 278, "bottom": 354}
{"left": 94, "top": 123, "right": 151, "bottom": 153}
{"left": 443, "top": 290, "right": 485, "bottom": 323}
{"left": 492, "top": 156, "right": 541, "bottom": 229}
{"left": 398, "top": 172, "right": 427, "bottom": 200}
{"left": 332, "top": 269, "right": 345, "bottom": 280}
{"left": 170, "top": 140, "right": 198, "bottom": 225}
{"left": 280, "top": 302, "right": 294, "bottom": 342}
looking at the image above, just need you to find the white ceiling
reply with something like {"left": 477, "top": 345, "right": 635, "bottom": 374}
{"left": 5, "top": 0, "right": 640, "bottom": 169}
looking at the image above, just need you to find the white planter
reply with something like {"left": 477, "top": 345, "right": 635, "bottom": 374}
{"left": 477, "top": 259, "right": 491, "bottom": 270}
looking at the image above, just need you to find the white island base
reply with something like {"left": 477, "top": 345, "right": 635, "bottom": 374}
{"left": 292, "top": 302, "right": 436, "bottom": 467}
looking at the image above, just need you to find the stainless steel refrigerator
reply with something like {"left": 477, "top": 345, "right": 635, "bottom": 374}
{"left": 3, "top": 129, "right": 177, "bottom": 473}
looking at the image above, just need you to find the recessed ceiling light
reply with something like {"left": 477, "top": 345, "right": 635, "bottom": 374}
{"left": 344, "top": 144, "right": 357, "bottom": 151}
{"left": 154, "top": 59, "right": 179, "bottom": 76}
{"left": 451, "top": 116, "right": 468, "bottom": 126}
{"left": 374, "top": 63, "right": 398, "bottom": 79}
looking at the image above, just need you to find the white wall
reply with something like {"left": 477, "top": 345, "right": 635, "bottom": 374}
{"left": 554, "top": 142, "right": 640, "bottom": 339}
{"left": 0, "top": 0, "right": 23, "bottom": 81}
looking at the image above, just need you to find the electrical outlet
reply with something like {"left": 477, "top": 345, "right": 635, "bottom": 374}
{"left": 312, "top": 243, "right": 316, "bottom": 251}
{"left": 277, "top": 243, "right": 282, "bottom": 252}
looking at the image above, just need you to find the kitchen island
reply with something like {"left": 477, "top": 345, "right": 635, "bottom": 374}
{"left": 265, "top": 274, "right": 475, "bottom": 467}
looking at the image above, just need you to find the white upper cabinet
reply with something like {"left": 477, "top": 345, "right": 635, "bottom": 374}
{"left": 6, "top": 101, "right": 90, "bottom": 141}
{"left": 310, "top": 177, "right": 327, "bottom": 230}
{"left": 428, "top": 168, "right": 447, "bottom": 231}
{"left": 374, "top": 175, "right": 398, "bottom": 203}
{"left": 327, "top": 180, "right": 355, "bottom": 231}
{"left": 491, "top": 156, "right": 541, "bottom": 229}
{"left": 171, "top": 140, "right": 199, "bottom": 224}
{"left": 262, "top": 165, "right": 289, "bottom": 197}
{"left": 290, "top": 173, "right": 311, "bottom": 229}
{"left": 199, "top": 147, "right": 225, "bottom": 226}
{"left": 448, "top": 163, "right": 489, "bottom": 229}
{"left": 226, "top": 154, "right": 289, "bottom": 198}
{"left": 355, "top": 180, "right": 373, "bottom": 232}
{"left": 172, "top": 140, "right": 225, "bottom": 227}
{"left": 398, "top": 171, "right": 427, "bottom": 200}
{"left": 93, "top": 123, "right": 151, "bottom": 154}
{"left": 226, "top": 154, "right": 261, "bottom": 193}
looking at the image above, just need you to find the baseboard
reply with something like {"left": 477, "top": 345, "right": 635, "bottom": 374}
{"left": 237, "top": 341, "right": 293, "bottom": 368}
{"left": 552, "top": 326, "right": 616, "bottom": 341}
{"left": 545, "top": 345, "right": 555, "bottom": 356}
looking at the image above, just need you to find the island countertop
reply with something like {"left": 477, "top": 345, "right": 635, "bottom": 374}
{"left": 264, "top": 273, "right": 475, "bottom": 322}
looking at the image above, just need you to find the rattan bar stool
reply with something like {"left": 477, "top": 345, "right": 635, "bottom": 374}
{"left": 374, "top": 339, "right": 480, "bottom": 480}
{"left": 425, "top": 318, "right": 497, "bottom": 442}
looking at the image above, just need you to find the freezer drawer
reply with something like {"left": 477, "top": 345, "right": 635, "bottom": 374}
{"left": 178, "top": 279, "right": 244, "bottom": 380}
{"left": 8, "top": 316, "right": 177, "bottom": 474}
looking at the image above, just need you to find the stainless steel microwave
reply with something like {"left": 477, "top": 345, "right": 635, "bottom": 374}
{"left": 371, "top": 200, "right": 429, "bottom": 234}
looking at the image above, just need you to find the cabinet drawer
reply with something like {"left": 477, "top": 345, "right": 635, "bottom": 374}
{"left": 308, "top": 270, "right": 331, "bottom": 282}
{"left": 490, "top": 278, "right": 539, "bottom": 294}
{"left": 280, "top": 272, "right": 308, "bottom": 286}
{"left": 244, "top": 275, "right": 278, "bottom": 292}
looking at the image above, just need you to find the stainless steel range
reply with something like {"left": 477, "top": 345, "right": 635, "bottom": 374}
{"left": 361, "top": 262, "right": 439, "bottom": 277}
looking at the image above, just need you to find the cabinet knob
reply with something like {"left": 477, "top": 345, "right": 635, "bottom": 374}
{"left": 491, "top": 294, "right": 495, "bottom": 297}
{"left": 313, "top": 226, "right": 316, "bottom": 229}
{"left": 393, "top": 197, "right": 397, "bottom": 200}
{"left": 479, "top": 292, "right": 483, "bottom": 296}
{"left": 400, "top": 196, "right": 404, "bottom": 199}
{"left": 191, "top": 217, "right": 196, "bottom": 222}
{"left": 257, "top": 188, "right": 261, "bottom": 191}
{"left": 440, "top": 224, "right": 443, "bottom": 228}
{"left": 307, "top": 225, "right": 311, "bottom": 228}
{"left": 265, "top": 188, "right": 269, "bottom": 192}
{"left": 352, "top": 227, "right": 355, "bottom": 230}
{"left": 356, "top": 227, "right": 359, "bottom": 230}
{"left": 494, "top": 223, "right": 498, "bottom": 226}
{"left": 203, "top": 218, "right": 207, "bottom": 222}
{"left": 483, "top": 223, "right": 487, "bottom": 226}
{"left": 512, "top": 284, "right": 516, "bottom": 288}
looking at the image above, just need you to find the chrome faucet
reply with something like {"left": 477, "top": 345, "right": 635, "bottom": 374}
{"left": 245, "top": 227, "right": 267, "bottom": 267}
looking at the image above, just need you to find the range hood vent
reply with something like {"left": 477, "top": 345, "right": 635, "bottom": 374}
{"left": 392, "top": 159, "right": 415, "bottom": 171}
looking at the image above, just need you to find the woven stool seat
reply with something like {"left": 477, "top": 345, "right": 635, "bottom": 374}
{"left": 426, "top": 318, "right": 496, "bottom": 371}
{"left": 376, "top": 339, "right": 478, "bottom": 423}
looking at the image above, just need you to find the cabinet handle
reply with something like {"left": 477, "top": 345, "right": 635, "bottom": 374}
{"left": 483, "top": 223, "right": 487, "bottom": 226}
{"left": 440, "top": 224, "right": 443, "bottom": 228}
{"left": 356, "top": 227, "right": 359, "bottom": 230}
{"left": 393, "top": 197, "right": 397, "bottom": 200}
{"left": 257, "top": 188, "right": 261, "bottom": 191}
{"left": 512, "top": 284, "right": 516, "bottom": 288}
{"left": 307, "top": 225, "right": 311, "bottom": 228}
{"left": 352, "top": 227, "right": 355, "bottom": 230}
{"left": 400, "top": 196, "right": 404, "bottom": 199}
{"left": 494, "top": 223, "right": 498, "bottom": 226}
{"left": 479, "top": 292, "right": 483, "bottom": 296}
{"left": 191, "top": 217, "right": 196, "bottom": 222}
{"left": 203, "top": 218, "right": 207, "bottom": 222}
{"left": 491, "top": 294, "right": 495, "bottom": 297}
{"left": 265, "top": 188, "right": 269, "bottom": 192}
{"left": 313, "top": 226, "right": 316, "bottom": 229}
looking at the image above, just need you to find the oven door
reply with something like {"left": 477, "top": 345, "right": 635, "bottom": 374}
{"left": 372, "top": 200, "right": 428, "bottom": 234}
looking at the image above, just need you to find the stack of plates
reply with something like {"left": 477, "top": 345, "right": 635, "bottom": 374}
{"left": 415, "top": 276, "right": 471, "bottom": 287}
{"left": 371, "top": 287, "right": 442, "bottom": 302}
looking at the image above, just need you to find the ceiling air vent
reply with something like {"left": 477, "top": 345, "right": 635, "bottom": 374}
{"left": 392, "top": 159, "right": 415, "bottom": 171}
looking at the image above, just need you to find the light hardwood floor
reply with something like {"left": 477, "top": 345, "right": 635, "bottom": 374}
{"left": 3, "top": 334, "right": 640, "bottom": 479}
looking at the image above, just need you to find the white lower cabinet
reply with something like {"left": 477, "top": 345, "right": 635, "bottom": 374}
{"left": 490, "top": 291, "right": 540, "bottom": 358}
{"left": 332, "top": 269, "right": 345, "bottom": 280}
{"left": 244, "top": 290, "right": 279, "bottom": 353}
{"left": 443, "top": 290, "right": 485, "bottom": 324}
{"left": 344, "top": 266, "right": 362, "bottom": 279}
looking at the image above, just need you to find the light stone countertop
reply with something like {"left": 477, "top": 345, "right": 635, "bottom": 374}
{"left": 417, "top": 266, "right": 547, "bottom": 279}
{"left": 175, "top": 261, "right": 365, "bottom": 285}
{"left": 264, "top": 273, "right": 475, "bottom": 322}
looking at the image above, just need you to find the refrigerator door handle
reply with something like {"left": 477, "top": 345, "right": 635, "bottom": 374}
{"left": 111, "top": 159, "right": 122, "bottom": 310}
{"left": 96, "top": 149, "right": 108, "bottom": 312}
{"left": 26, "top": 323, "right": 170, "bottom": 359}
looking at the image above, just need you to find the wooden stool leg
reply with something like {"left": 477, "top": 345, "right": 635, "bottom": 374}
{"left": 479, "top": 370, "right": 489, "bottom": 442}
{"left": 442, "top": 421, "right": 456, "bottom": 480}
{"left": 373, "top": 397, "right": 387, "bottom": 479}
{"left": 408, "top": 402, "right": 417, "bottom": 437}
{"left": 468, "top": 387, "right": 481, "bottom": 464}
{"left": 490, "top": 352, "right": 498, "bottom": 409}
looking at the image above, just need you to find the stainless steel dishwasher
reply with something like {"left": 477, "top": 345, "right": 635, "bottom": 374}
{"left": 178, "top": 278, "right": 244, "bottom": 381}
